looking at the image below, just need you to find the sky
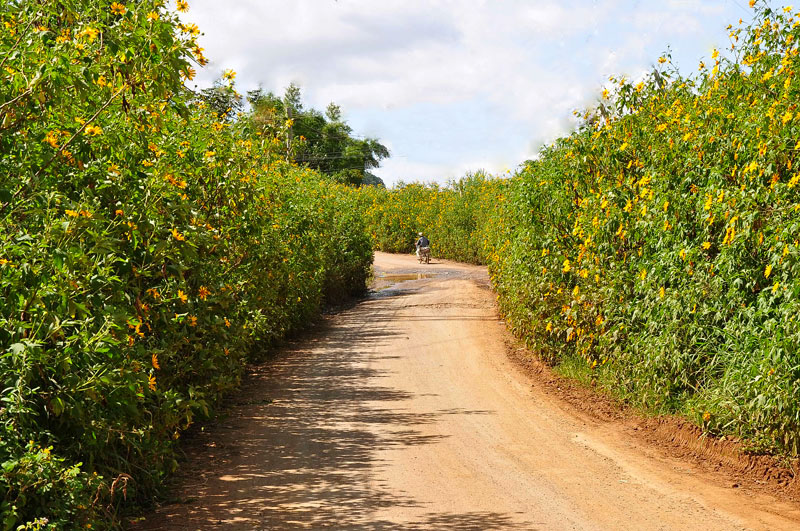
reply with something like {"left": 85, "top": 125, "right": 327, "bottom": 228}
{"left": 179, "top": 0, "right": 771, "bottom": 186}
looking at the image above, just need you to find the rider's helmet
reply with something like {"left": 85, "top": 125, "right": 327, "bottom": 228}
{"left": 418, "top": 232, "right": 423, "bottom": 236}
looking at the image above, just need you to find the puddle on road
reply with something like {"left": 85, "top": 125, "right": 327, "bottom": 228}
{"left": 370, "top": 272, "right": 435, "bottom": 295}
{"left": 378, "top": 273, "right": 432, "bottom": 282}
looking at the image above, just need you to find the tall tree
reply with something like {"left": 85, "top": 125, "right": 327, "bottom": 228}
{"left": 199, "top": 78, "right": 243, "bottom": 121}
{"left": 245, "top": 85, "right": 389, "bottom": 185}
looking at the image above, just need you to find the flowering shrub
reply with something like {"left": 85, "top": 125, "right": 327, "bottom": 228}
{"left": 486, "top": 2, "right": 800, "bottom": 455}
{"left": 360, "top": 2, "right": 800, "bottom": 459}
{"left": 357, "top": 171, "right": 507, "bottom": 264}
{"left": 0, "top": 1, "right": 370, "bottom": 527}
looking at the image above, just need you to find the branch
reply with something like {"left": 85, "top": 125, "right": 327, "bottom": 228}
{"left": 39, "top": 86, "right": 124, "bottom": 177}
{"left": 0, "top": 87, "right": 34, "bottom": 116}
{"left": 1, "top": 86, "right": 126, "bottom": 215}
{"left": 0, "top": 17, "right": 36, "bottom": 73}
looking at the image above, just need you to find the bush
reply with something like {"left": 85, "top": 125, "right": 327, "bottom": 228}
{"left": 357, "top": 171, "right": 506, "bottom": 264}
{"left": 359, "top": 3, "right": 800, "bottom": 457}
{"left": 0, "top": 2, "right": 371, "bottom": 527}
{"left": 486, "top": 3, "right": 800, "bottom": 455}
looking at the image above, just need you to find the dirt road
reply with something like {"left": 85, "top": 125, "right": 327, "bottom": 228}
{"left": 140, "top": 252, "right": 800, "bottom": 530}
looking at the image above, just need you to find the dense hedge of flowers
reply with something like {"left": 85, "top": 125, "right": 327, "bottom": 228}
{"left": 356, "top": 171, "right": 507, "bottom": 264}
{"left": 0, "top": 1, "right": 370, "bottom": 527}
{"left": 360, "top": 3, "right": 800, "bottom": 459}
{"left": 486, "top": 2, "right": 800, "bottom": 456}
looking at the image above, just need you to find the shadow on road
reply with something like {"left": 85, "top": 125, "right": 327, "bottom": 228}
{"left": 137, "top": 295, "right": 530, "bottom": 530}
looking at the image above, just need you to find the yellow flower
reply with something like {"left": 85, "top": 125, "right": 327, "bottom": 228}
{"left": 639, "top": 269, "right": 647, "bottom": 281}
{"left": 65, "top": 209, "right": 79, "bottom": 217}
{"left": 222, "top": 69, "right": 236, "bottom": 81}
{"left": 96, "top": 75, "right": 108, "bottom": 87}
{"left": 152, "top": 353, "right": 160, "bottom": 370}
{"left": 620, "top": 142, "right": 628, "bottom": 151}
{"left": 183, "top": 23, "right": 200, "bottom": 36}
{"left": 772, "top": 281, "right": 780, "bottom": 293}
{"left": 702, "top": 241, "right": 711, "bottom": 250}
{"left": 188, "top": 315, "right": 197, "bottom": 327}
{"left": 177, "top": 289, "right": 187, "bottom": 303}
{"left": 115, "top": 209, "right": 124, "bottom": 216}
{"left": 703, "top": 411, "right": 711, "bottom": 422}
{"left": 43, "top": 130, "right": 60, "bottom": 148}
{"left": 147, "top": 11, "right": 159, "bottom": 21}
{"left": 659, "top": 286, "right": 665, "bottom": 299}
{"left": 80, "top": 27, "right": 99, "bottom": 41}
{"left": 181, "top": 66, "right": 197, "bottom": 81}
{"left": 84, "top": 124, "right": 102, "bottom": 137}
{"left": 0, "top": 259, "right": 9, "bottom": 266}
{"left": 562, "top": 259, "right": 571, "bottom": 273}
{"left": 658, "top": 56, "right": 667, "bottom": 64}
{"left": 198, "top": 286, "right": 210, "bottom": 300}
{"left": 765, "top": 264, "right": 773, "bottom": 278}
{"left": 110, "top": 2, "right": 126, "bottom": 15}
{"left": 177, "top": 0, "right": 189, "bottom": 12}
{"left": 172, "top": 228, "right": 185, "bottom": 241}
{"left": 224, "top": 317, "right": 231, "bottom": 328}
{"left": 749, "top": 0, "right": 755, "bottom": 7}
{"left": 148, "top": 374, "right": 157, "bottom": 391}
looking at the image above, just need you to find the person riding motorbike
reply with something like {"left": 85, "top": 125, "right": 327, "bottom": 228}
{"left": 415, "top": 232, "right": 430, "bottom": 259}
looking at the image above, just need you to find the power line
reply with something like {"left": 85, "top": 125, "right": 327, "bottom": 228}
{"left": 725, "top": 0, "right": 752, "bottom": 14}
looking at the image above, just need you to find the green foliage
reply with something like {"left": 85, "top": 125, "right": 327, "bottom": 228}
{"left": 359, "top": 3, "right": 800, "bottom": 458}
{"left": 199, "top": 78, "right": 243, "bottom": 121}
{"left": 0, "top": 2, "right": 371, "bottom": 527}
{"left": 485, "top": 4, "right": 800, "bottom": 455}
{"left": 246, "top": 85, "right": 390, "bottom": 185}
{"left": 357, "top": 171, "right": 506, "bottom": 263}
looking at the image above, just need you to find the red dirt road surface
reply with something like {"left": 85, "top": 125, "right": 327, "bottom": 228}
{"left": 138, "top": 252, "right": 800, "bottom": 530}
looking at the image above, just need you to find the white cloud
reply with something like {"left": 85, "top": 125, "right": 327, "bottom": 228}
{"left": 181, "top": 0, "right": 759, "bottom": 185}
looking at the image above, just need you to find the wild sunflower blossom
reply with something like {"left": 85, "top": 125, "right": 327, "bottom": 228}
{"left": 110, "top": 2, "right": 126, "bottom": 15}
{"left": 84, "top": 124, "right": 103, "bottom": 136}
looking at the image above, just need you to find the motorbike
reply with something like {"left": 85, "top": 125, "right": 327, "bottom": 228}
{"left": 418, "top": 246, "right": 431, "bottom": 264}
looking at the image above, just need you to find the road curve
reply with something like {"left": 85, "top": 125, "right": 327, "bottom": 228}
{"left": 139, "top": 252, "right": 800, "bottom": 530}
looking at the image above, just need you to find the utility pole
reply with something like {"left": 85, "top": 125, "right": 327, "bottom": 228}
{"left": 285, "top": 105, "right": 293, "bottom": 163}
